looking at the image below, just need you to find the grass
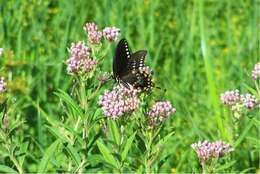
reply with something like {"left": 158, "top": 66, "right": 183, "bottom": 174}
{"left": 0, "top": 0, "right": 259, "bottom": 172}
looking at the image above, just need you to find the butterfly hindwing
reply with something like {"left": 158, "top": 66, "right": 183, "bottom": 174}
{"left": 128, "top": 50, "right": 147, "bottom": 71}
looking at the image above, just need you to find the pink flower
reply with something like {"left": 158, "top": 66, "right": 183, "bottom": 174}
{"left": 69, "top": 41, "right": 91, "bottom": 59}
{"left": 83, "top": 22, "right": 103, "bottom": 44}
{"left": 98, "top": 85, "right": 140, "bottom": 119}
{"left": 191, "top": 140, "right": 234, "bottom": 164}
{"left": 66, "top": 57, "right": 81, "bottom": 73}
{"left": 83, "top": 22, "right": 98, "bottom": 33}
{"left": 146, "top": 101, "right": 176, "bottom": 126}
{"left": 220, "top": 89, "right": 240, "bottom": 106}
{"left": 88, "top": 30, "right": 103, "bottom": 44}
{"left": 81, "top": 58, "right": 97, "bottom": 72}
{"left": 103, "top": 27, "right": 120, "bottom": 42}
{"left": 66, "top": 41, "right": 96, "bottom": 74}
{"left": 252, "top": 62, "right": 260, "bottom": 80}
{"left": 240, "top": 93, "right": 257, "bottom": 109}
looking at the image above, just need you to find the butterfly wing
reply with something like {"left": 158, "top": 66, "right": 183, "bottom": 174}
{"left": 113, "top": 38, "right": 131, "bottom": 79}
{"left": 113, "top": 39, "right": 153, "bottom": 91}
{"left": 128, "top": 50, "right": 147, "bottom": 71}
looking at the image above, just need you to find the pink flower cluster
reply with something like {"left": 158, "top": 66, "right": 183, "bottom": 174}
{"left": 220, "top": 89, "right": 240, "bottom": 106}
{"left": 84, "top": 22, "right": 120, "bottom": 44}
{"left": 97, "top": 72, "right": 110, "bottom": 84}
{"left": 103, "top": 27, "right": 120, "bottom": 42}
{"left": 0, "top": 77, "right": 7, "bottom": 93}
{"left": 191, "top": 140, "right": 234, "bottom": 164}
{"left": 66, "top": 41, "right": 97, "bottom": 74}
{"left": 220, "top": 89, "right": 258, "bottom": 110}
{"left": 240, "top": 93, "right": 257, "bottom": 109}
{"left": 98, "top": 85, "right": 140, "bottom": 119}
{"left": 146, "top": 101, "right": 176, "bottom": 126}
{"left": 252, "top": 62, "right": 260, "bottom": 80}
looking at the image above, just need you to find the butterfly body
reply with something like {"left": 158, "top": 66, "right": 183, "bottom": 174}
{"left": 113, "top": 39, "right": 153, "bottom": 91}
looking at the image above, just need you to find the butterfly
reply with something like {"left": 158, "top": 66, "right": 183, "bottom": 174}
{"left": 113, "top": 38, "right": 153, "bottom": 91}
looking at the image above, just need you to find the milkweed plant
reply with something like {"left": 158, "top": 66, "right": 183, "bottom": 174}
{"left": 58, "top": 22, "right": 177, "bottom": 173}
{"left": 0, "top": 21, "right": 259, "bottom": 173}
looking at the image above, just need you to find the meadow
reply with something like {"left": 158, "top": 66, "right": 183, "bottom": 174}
{"left": 0, "top": 0, "right": 259, "bottom": 173}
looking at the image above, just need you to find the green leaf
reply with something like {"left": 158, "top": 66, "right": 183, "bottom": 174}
{"left": 214, "top": 160, "right": 236, "bottom": 172}
{"left": 0, "top": 165, "right": 18, "bottom": 173}
{"left": 38, "top": 140, "right": 61, "bottom": 172}
{"left": 108, "top": 120, "right": 120, "bottom": 145}
{"left": 96, "top": 140, "right": 119, "bottom": 169}
{"left": 235, "top": 119, "right": 254, "bottom": 147}
{"left": 54, "top": 89, "right": 83, "bottom": 118}
{"left": 46, "top": 125, "right": 72, "bottom": 144}
{"left": 65, "top": 144, "right": 81, "bottom": 167}
{"left": 121, "top": 132, "right": 136, "bottom": 161}
{"left": 155, "top": 131, "right": 175, "bottom": 148}
{"left": 87, "top": 154, "right": 104, "bottom": 166}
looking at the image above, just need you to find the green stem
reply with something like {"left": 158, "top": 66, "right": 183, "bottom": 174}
{"left": 79, "top": 79, "right": 88, "bottom": 110}
{"left": 10, "top": 155, "right": 23, "bottom": 174}
{"left": 202, "top": 162, "right": 207, "bottom": 174}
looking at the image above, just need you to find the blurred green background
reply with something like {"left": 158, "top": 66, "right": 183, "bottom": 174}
{"left": 0, "top": 0, "right": 259, "bottom": 172}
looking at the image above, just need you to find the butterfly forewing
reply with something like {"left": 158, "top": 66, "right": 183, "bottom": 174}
{"left": 113, "top": 39, "right": 131, "bottom": 79}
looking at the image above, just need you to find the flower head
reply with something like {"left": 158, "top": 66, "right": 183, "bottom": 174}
{"left": 191, "top": 140, "right": 234, "bottom": 164}
{"left": 252, "top": 62, "right": 260, "bottom": 80}
{"left": 240, "top": 93, "right": 257, "bottom": 109}
{"left": 84, "top": 22, "right": 98, "bottom": 33}
{"left": 146, "top": 101, "right": 176, "bottom": 126}
{"left": 88, "top": 30, "right": 103, "bottom": 44}
{"left": 97, "top": 72, "right": 111, "bottom": 84}
{"left": 103, "top": 27, "right": 120, "bottom": 42}
{"left": 66, "top": 57, "right": 81, "bottom": 73}
{"left": 0, "top": 77, "right": 7, "bottom": 93}
{"left": 69, "top": 41, "right": 91, "bottom": 59}
{"left": 81, "top": 58, "right": 97, "bottom": 72}
{"left": 83, "top": 22, "right": 103, "bottom": 44}
{"left": 220, "top": 89, "right": 240, "bottom": 106}
{"left": 98, "top": 85, "right": 140, "bottom": 119}
{"left": 66, "top": 41, "right": 96, "bottom": 74}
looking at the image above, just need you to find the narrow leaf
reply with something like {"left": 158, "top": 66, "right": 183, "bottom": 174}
{"left": 96, "top": 140, "right": 118, "bottom": 169}
{"left": 121, "top": 132, "right": 136, "bottom": 161}
{"left": 46, "top": 125, "right": 72, "bottom": 143}
{"left": 235, "top": 119, "right": 254, "bottom": 147}
{"left": 65, "top": 144, "right": 81, "bottom": 167}
{"left": 38, "top": 140, "right": 61, "bottom": 172}
{"left": 0, "top": 165, "right": 18, "bottom": 173}
{"left": 108, "top": 120, "right": 120, "bottom": 145}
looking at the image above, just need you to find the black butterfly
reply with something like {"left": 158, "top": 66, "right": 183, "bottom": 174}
{"left": 113, "top": 38, "right": 153, "bottom": 91}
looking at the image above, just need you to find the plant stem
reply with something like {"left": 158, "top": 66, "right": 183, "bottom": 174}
{"left": 10, "top": 155, "right": 23, "bottom": 174}
{"left": 79, "top": 79, "right": 88, "bottom": 111}
{"left": 202, "top": 162, "right": 207, "bottom": 174}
